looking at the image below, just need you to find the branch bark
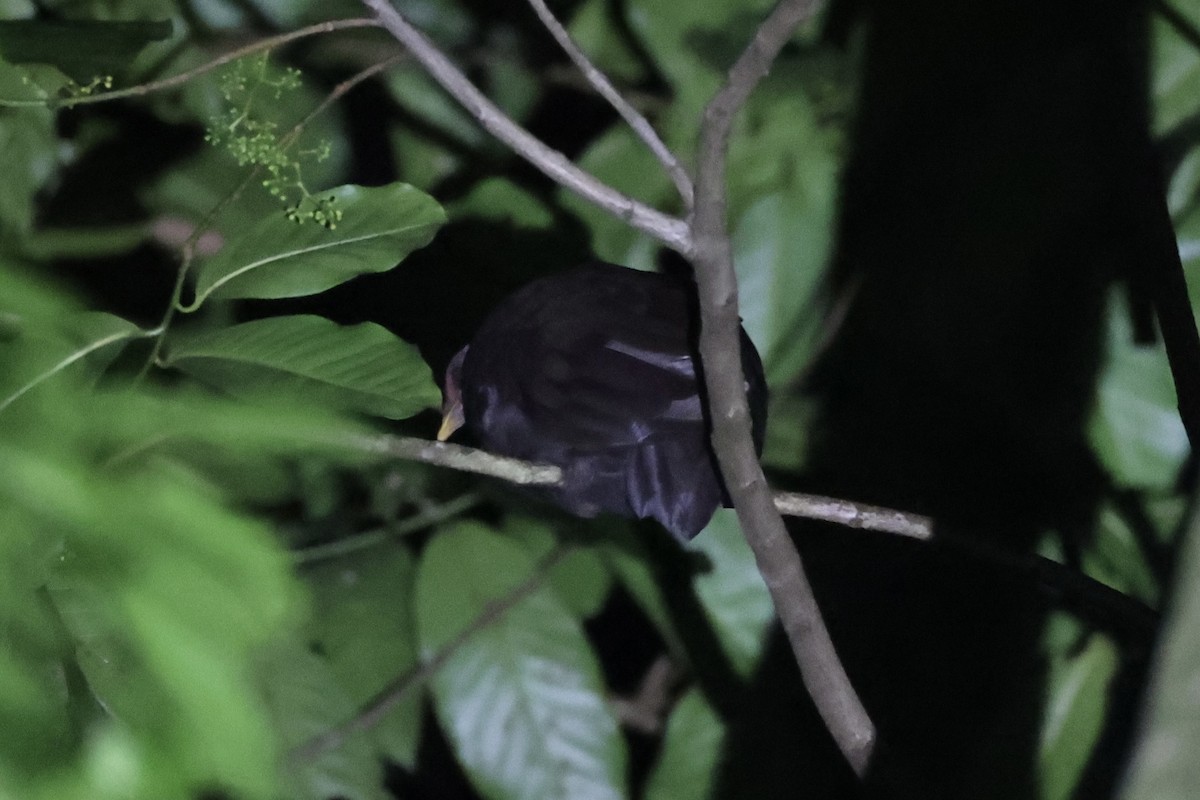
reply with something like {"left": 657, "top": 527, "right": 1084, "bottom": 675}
{"left": 361, "top": 0, "right": 692, "bottom": 254}
{"left": 522, "top": 0, "right": 695, "bottom": 209}
{"left": 689, "top": 0, "right": 875, "bottom": 776}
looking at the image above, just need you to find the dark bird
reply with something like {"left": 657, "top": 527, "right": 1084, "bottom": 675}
{"left": 438, "top": 261, "right": 768, "bottom": 541}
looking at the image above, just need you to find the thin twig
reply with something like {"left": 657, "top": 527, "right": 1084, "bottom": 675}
{"left": 288, "top": 546, "right": 572, "bottom": 763}
{"left": 689, "top": 0, "right": 875, "bottom": 777}
{"left": 610, "top": 655, "right": 680, "bottom": 734}
{"left": 293, "top": 493, "right": 482, "bottom": 564}
{"left": 57, "top": 18, "right": 381, "bottom": 108}
{"left": 522, "top": 0, "right": 694, "bottom": 209}
{"left": 353, "top": 435, "right": 563, "bottom": 486}
{"left": 774, "top": 491, "right": 932, "bottom": 539}
{"left": 359, "top": 0, "right": 692, "bottom": 254}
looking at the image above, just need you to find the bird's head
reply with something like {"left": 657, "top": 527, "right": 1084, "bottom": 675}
{"left": 438, "top": 346, "right": 468, "bottom": 441}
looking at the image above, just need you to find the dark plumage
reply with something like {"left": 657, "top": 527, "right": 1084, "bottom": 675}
{"left": 439, "top": 261, "right": 768, "bottom": 541}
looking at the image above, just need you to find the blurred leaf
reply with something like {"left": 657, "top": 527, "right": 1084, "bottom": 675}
{"left": 561, "top": 125, "right": 674, "bottom": 269}
{"left": 624, "top": 0, "right": 766, "bottom": 118}
{"left": 449, "top": 177, "right": 554, "bottom": 230}
{"left": 0, "top": 106, "right": 57, "bottom": 232}
{"left": 164, "top": 315, "right": 440, "bottom": 420}
{"left": 643, "top": 689, "right": 724, "bottom": 800}
{"left": 92, "top": 388, "right": 375, "bottom": 466}
{"left": 760, "top": 391, "right": 816, "bottom": 472}
{"left": 1152, "top": 12, "right": 1200, "bottom": 135}
{"left": 729, "top": 83, "right": 841, "bottom": 384}
{"left": 1089, "top": 296, "right": 1188, "bottom": 489}
{"left": 1039, "top": 634, "right": 1117, "bottom": 800}
{"left": 598, "top": 531, "right": 686, "bottom": 658}
{"left": 568, "top": 0, "right": 647, "bottom": 84}
{"left": 0, "top": 19, "right": 171, "bottom": 83}
{"left": 417, "top": 522, "right": 628, "bottom": 800}
{"left": 1122, "top": 510, "right": 1200, "bottom": 800}
{"left": 189, "top": 183, "right": 445, "bottom": 305}
{"left": 500, "top": 517, "right": 612, "bottom": 619}
{"left": 0, "top": 311, "right": 146, "bottom": 413}
{"left": 731, "top": 190, "right": 827, "bottom": 385}
{"left": 385, "top": 69, "right": 487, "bottom": 150}
{"left": 691, "top": 510, "right": 773, "bottom": 677}
{"left": 1084, "top": 505, "right": 1160, "bottom": 606}
{"left": 304, "top": 544, "right": 421, "bottom": 768}
{"left": 258, "top": 641, "right": 389, "bottom": 800}
{"left": 485, "top": 55, "right": 540, "bottom": 125}
{"left": 0, "top": 57, "right": 67, "bottom": 104}
{"left": 7, "top": 444, "right": 298, "bottom": 799}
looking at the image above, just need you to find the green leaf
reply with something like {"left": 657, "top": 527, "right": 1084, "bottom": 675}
{"left": 448, "top": 177, "right": 554, "bottom": 230}
{"left": 1089, "top": 295, "right": 1188, "bottom": 489}
{"left": 1122, "top": 511, "right": 1200, "bottom": 800}
{"left": 189, "top": 183, "right": 445, "bottom": 305}
{"left": 567, "top": 0, "right": 647, "bottom": 84}
{"left": 643, "top": 690, "right": 724, "bottom": 800}
{"left": 1039, "top": 633, "right": 1117, "bottom": 800}
{"left": 598, "top": 531, "right": 686, "bottom": 658}
{"left": 417, "top": 522, "right": 629, "bottom": 800}
{"left": 0, "top": 19, "right": 172, "bottom": 83}
{"left": 0, "top": 311, "right": 146, "bottom": 414}
{"left": 1083, "top": 505, "right": 1160, "bottom": 606}
{"left": 561, "top": 126, "right": 673, "bottom": 269}
{"left": 1153, "top": 12, "right": 1200, "bottom": 135}
{"left": 258, "top": 641, "right": 389, "bottom": 800}
{"left": 0, "top": 57, "right": 66, "bottom": 105}
{"left": 692, "top": 510, "right": 773, "bottom": 677}
{"left": 304, "top": 545, "right": 421, "bottom": 768}
{"left": 0, "top": 107, "right": 58, "bottom": 231}
{"left": 500, "top": 517, "right": 612, "bottom": 620}
{"left": 164, "top": 315, "right": 440, "bottom": 420}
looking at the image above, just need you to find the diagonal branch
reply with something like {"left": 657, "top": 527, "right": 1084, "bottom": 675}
{"left": 55, "top": 18, "right": 381, "bottom": 108}
{"left": 360, "top": 0, "right": 692, "bottom": 254}
{"left": 288, "top": 546, "right": 572, "bottom": 763}
{"left": 689, "top": 0, "right": 875, "bottom": 777}
{"left": 522, "top": 0, "right": 695, "bottom": 209}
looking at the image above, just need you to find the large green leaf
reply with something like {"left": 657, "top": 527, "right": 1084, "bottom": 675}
{"left": 188, "top": 183, "right": 445, "bottom": 305}
{"left": 417, "top": 522, "right": 628, "bottom": 800}
{"left": 643, "top": 689, "right": 724, "bottom": 800}
{"left": 499, "top": 517, "right": 612, "bottom": 620}
{"left": 560, "top": 125, "right": 673, "bottom": 269}
{"left": 0, "top": 106, "right": 58, "bottom": 231}
{"left": 0, "top": 19, "right": 172, "bottom": 83}
{"left": 1152, "top": 10, "right": 1200, "bottom": 135}
{"left": 258, "top": 641, "right": 388, "bottom": 800}
{"left": 0, "top": 311, "right": 146, "bottom": 413}
{"left": 164, "top": 315, "right": 440, "bottom": 420}
{"left": 1039, "top": 631, "right": 1117, "bottom": 800}
{"left": 692, "top": 510, "right": 773, "bottom": 678}
{"left": 1089, "top": 296, "right": 1188, "bottom": 489}
{"left": 304, "top": 544, "right": 421, "bottom": 768}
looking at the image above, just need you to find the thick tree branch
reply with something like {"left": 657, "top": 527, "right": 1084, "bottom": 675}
{"left": 522, "top": 0, "right": 695, "bottom": 209}
{"left": 361, "top": 0, "right": 692, "bottom": 254}
{"left": 689, "top": 0, "right": 875, "bottom": 777}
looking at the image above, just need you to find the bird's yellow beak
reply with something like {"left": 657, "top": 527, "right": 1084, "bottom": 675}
{"left": 437, "top": 403, "right": 464, "bottom": 442}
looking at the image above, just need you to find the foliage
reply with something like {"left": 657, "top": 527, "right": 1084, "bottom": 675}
{"left": 0, "top": 0, "right": 1197, "bottom": 799}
